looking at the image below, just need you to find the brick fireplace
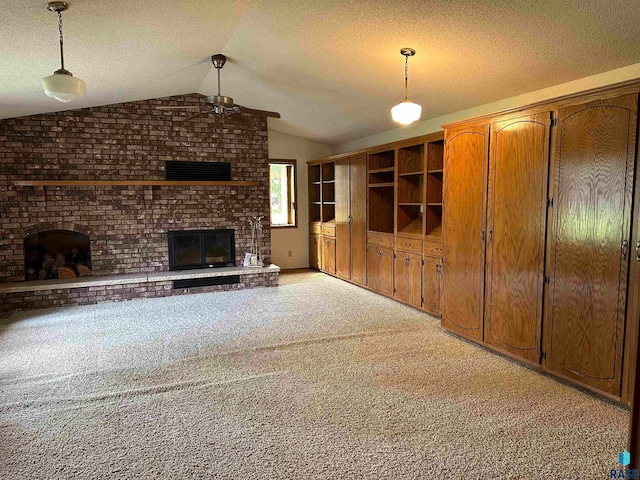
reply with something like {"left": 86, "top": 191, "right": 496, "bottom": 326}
{"left": 0, "top": 94, "right": 278, "bottom": 314}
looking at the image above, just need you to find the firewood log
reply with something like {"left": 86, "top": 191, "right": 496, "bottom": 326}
{"left": 57, "top": 267, "right": 77, "bottom": 279}
{"left": 77, "top": 265, "right": 92, "bottom": 277}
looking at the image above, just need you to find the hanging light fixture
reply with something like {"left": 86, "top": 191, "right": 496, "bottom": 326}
{"left": 42, "top": 1, "right": 85, "bottom": 103}
{"left": 391, "top": 48, "right": 422, "bottom": 125}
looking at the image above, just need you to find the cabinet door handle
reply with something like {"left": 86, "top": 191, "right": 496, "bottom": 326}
{"left": 481, "top": 229, "right": 485, "bottom": 243}
{"left": 636, "top": 241, "right": 640, "bottom": 262}
{"left": 622, "top": 239, "right": 629, "bottom": 260}
{"left": 488, "top": 229, "right": 493, "bottom": 243}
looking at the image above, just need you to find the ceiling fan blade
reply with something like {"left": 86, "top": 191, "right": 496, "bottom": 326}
{"left": 182, "top": 110, "right": 212, "bottom": 121}
{"left": 229, "top": 112, "right": 251, "bottom": 127}
{"left": 237, "top": 105, "right": 281, "bottom": 118}
{"left": 155, "top": 106, "right": 202, "bottom": 110}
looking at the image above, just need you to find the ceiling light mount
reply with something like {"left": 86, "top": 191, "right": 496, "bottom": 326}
{"left": 46, "top": 1, "right": 69, "bottom": 13}
{"left": 391, "top": 47, "right": 422, "bottom": 126}
{"left": 42, "top": 1, "right": 85, "bottom": 103}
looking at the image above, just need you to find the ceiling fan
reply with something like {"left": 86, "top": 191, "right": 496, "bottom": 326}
{"left": 158, "top": 54, "right": 281, "bottom": 122}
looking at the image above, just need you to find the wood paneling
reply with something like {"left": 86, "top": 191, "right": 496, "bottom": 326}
{"left": 442, "top": 124, "right": 490, "bottom": 341}
{"left": 484, "top": 112, "right": 551, "bottom": 363}
{"left": 543, "top": 94, "right": 637, "bottom": 395}
{"left": 350, "top": 153, "right": 368, "bottom": 286}
{"left": 423, "top": 256, "right": 442, "bottom": 316}
{"left": 322, "top": 236, "right": 336, "bottom": 275}
{"left": 335, "top": 157, "right": 350, "bottom": 279}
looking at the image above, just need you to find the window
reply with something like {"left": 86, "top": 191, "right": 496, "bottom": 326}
{"left": 269, "top": 159, "right": 297, "bottom": 228}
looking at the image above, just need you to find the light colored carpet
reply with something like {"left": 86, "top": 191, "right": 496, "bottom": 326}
{"left": 0, "top": 270, "right": 629, "bottom": 479}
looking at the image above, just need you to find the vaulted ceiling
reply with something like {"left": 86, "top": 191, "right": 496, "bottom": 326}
{"left": 2, "top": 0, "right": 640, "bottom": 146}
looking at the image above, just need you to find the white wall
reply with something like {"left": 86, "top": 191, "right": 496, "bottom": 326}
{"left": 333, "top": 62, "right": 640, "bottom": 153}
{"left": 268, "top": 130, "right": 332, "bottom": 269}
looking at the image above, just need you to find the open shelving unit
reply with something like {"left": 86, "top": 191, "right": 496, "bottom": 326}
{"left": 321, "top": 162, "right": 336, "bottom": 224}
{"left": 308, "top": 164, "right": 322, "bottom": 222}
{"left": 396, "top": 143, "right": 425, "bottom": 237}
{"left": 425, "top": 139, "right": 445, "bottom": 240}
{"left": 368, "top": 149, "right": 395, "bottom": 234}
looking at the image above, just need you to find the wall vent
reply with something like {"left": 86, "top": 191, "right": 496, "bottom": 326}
{"left": 173, "top": 275, "right": 240, "bottom": 289}
{"left": 165, "top": 161, "right": 231, "bottom": 181}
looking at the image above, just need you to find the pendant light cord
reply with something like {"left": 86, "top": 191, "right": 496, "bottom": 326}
{"left": 57, "top": 10, "right": 65, "bottom": 70}
{"left": 404, "top": 54, "right": 409, "bottom": 100}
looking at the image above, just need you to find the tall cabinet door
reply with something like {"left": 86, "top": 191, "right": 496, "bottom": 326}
{"left": 484, "top": 112, "right": 551, "bottom": 364}
{"left": 394, "top": 252, "right": 409, "bottom": 303}
{"left": 335, "top": 157, "right": 351, "bottom": 280}
{"left": 442, "top": 124, "right": 490, "bottom": 341}
{"left": 407, "top": 253, "right": 422, "bottom": 308}
{"left": 322, "top": 236, "right": 336, "bottom": 275}
{"left": 542, "top": 94, "right": 638, "bottom": 396}
{"left": 350, "top": 153, "right": 368, "bottom": 286}
{"left": 366, "top": 245, "right": 380, "bottom": 292}
{"left": 423, "top": 256, "right": 441, "bottom": 316}
{"left": 309, "top": 234, "right": 322, "bottom": 270}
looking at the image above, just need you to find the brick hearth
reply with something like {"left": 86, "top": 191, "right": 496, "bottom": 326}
{"left": 0, "top": 93, "right": 277, "bottom": 313}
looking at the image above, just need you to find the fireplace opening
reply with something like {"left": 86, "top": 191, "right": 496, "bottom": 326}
{"left": 167, "top": 229, "right": 235, "bottom": 270}
{"left": 24, "top": 230, "right": 92, "bottom": 281}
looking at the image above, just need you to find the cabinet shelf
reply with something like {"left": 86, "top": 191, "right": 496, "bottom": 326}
{"left": 369, "top": 183, "right": 395, "bottom": 188}
{"left": 427, "top": 203, "right": 443, "bottom": 207}
{"left": 398, "top": 202, "right": 423, "bottom": 206}
{"left": 428, "top": 169, "right": 443, "bottom": 174}
{"left": 369, "top": 167, "right": 395, "bottom": 174}
{"left": 399, "top": 171, "right": 424, "bottom": 177}
{"left": 398, "top": 217, "right": 423, "bottom": 235}
{"left": 311, "top": 181, "right": 321, "bottom": 185}
{"left": 322, "top": 180, "right": 335, "bottom": 184}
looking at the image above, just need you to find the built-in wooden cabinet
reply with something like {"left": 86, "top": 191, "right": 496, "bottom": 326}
{"left": 335, "top": 154, "right": 367, "bottom": 285}
{"left": 394, "top": 251, "right": 422, "bottom": 308}
{"left": 309, "top": 234, "right": 322, "bottom": 271}
{"left": 440, "top": 90, "right": 640, "bottom": 401}
{"left": 368, "top": 149, "right": 396, "bottom": 234}
{"left": 367, "top": 244, "right": 393, "bottom": 296}
{"left": 322, "top": 235, "right": 336, "bottom": 275}
{"left": 422, "top": 256, "right": 442, "bottom": 315}
{"left": 542, "top": 94, "right": 638, "bottom": 396}
{"left": 442, "top": 124, "right": 489, "bottom": 342}
{"left": 483, "top": 112, "right": 551, "bottom": 364}
{"left": 309, "top": 82, "right": 640, "bottom": 403}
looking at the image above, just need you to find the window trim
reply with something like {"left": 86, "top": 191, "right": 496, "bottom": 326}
{"left": 269, "top": 159, "right": 298, "bottom": 229}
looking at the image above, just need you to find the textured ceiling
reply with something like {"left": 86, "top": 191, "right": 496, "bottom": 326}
{"left": 2, "top": 0, "right": 640, "bottom": 146}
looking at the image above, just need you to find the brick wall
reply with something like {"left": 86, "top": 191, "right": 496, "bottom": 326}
{"left": 0, "top": 94, "right": 271, "bottom": 283}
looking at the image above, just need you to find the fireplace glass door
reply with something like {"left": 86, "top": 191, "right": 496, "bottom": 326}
{"left": 168, "top": 229, "right": 235, "bottom": 270}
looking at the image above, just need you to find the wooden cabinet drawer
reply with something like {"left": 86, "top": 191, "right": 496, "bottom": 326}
{"left": 395, "top": 237, "right": 422, "bottom": 254}
{"left": 423, "top": 241, "right": 443, "bottom": 257}
{"left": 310, "top": 222, "right": 322, "bottom": 234}
{"left": 367, "top": 232, "right": 394, "bottom": 248}
{"left": 322, "top": 225, "right": 336, "bottom": 237}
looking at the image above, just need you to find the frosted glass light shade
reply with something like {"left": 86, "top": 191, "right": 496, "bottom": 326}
{"left": 42, "top": 71, "right": 86, "bottom": 103}
{"left": 391, "top": 99, "right": 422, "bottom": 125}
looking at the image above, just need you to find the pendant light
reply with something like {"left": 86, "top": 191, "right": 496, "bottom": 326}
{"left": 42, "top": 2, "right": 85, "bottom": 103}
{"left": 391, "top": 48, "right": 422, "bottom": 125}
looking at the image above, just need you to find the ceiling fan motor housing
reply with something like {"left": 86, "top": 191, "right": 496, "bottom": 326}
{"left": 206, "top": 95, "right": 234, "bottom": 109}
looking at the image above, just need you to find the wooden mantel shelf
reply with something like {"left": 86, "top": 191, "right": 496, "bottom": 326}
{"left": 14, "top": 180, "right": 260, "bottom": 187}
